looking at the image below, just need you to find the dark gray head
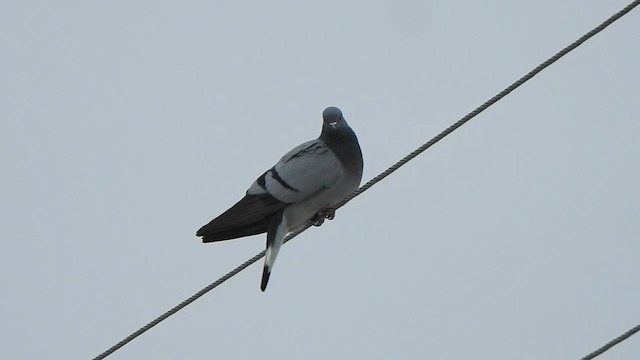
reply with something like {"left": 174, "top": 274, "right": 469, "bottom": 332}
{"left": 323, "top": 106, "right": 343, "bottom": 125}
{"left": 319, "top": 106, "right": 363, "bottom": 176}
{"left": 321, "top": 106, "right": 348, "bottom": 135}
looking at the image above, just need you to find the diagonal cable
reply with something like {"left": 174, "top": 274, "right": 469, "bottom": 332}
{"left": 580, "top": 324, "right": 640, "bottom": 360}
{"left": 92, "top": 1, "right": 640, "bottom": 359}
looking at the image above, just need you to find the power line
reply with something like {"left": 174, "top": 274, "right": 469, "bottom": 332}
{"left": 330, "top": 0, "right": 640, "bottom": 212}
{"left": 580, "top": 324, "right": 640, "bottom": 360}
{"left": 92, "top": 1, "right": 640, "bottom": 359}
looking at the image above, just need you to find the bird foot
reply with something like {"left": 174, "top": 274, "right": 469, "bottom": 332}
{"left": 311, "top": 209, "right": 336, "bottom": 226}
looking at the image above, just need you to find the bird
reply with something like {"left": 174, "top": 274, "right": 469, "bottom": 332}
{"left": 196, "top": 107, "right": 363, "bottom": 291}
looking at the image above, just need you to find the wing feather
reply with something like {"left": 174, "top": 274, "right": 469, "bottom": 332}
{"left": 252, "top": 139, "right": 342, "bottom": 204}
{"left": 196, "top": 194, "right": 287, "bottom": 242}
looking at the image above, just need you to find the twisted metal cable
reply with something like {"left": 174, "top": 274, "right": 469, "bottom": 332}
{"left": 580, "top": 324, "right": 640, "bottom": 360}
{"left": 92, "top": 251, "right": 266, "bottom": 360}
{"left": 92, "top": 1, "right": 640, "bottom": 359}
{"left": 331, "top": 0, "right": 640, "bottom": 211}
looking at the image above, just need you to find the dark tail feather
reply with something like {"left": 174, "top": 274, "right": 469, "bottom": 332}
{"left": 260, "top": 210, "right": 283, "bottom": 292}
{"left": 261, "top": 266, "right": 271, "bottom": 292}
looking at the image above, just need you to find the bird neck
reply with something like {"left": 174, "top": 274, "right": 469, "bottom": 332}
{"left": 321, "top": 128, "right": 363, "bottom": 171}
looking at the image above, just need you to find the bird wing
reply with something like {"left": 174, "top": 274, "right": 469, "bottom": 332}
{"left": 197, "top": 139, "right": 343, "bottom": 244}
{"left": 247, "top": 139, "right": 343, "bottom": 204}
{"left": 196, "top": 193, "right": 287, "bottom": 242}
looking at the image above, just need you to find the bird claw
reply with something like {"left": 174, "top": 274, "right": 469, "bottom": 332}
{"left": 324, "top": 209, "right": 335, "bottom": 221}
{"left": 311, "top": 209, "right": 336, "bottom": 226}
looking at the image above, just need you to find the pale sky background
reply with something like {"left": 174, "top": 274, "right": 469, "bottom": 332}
{"left": 1, "top": 1, "right": 639, "bottom": 359}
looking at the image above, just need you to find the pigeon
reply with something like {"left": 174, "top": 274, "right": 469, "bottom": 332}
{"left": 196, "top": 107, "right": 363, "bottom": 291}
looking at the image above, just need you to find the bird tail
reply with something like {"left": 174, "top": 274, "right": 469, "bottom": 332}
{"left": 261, "top": 210, "right": 285, "bottom": 291}
{"left": 261, "top": 266, "right": 271, "bottom": 292}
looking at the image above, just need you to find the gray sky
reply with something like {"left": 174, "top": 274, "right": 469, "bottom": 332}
{"left": 1, "top": 1, "right": 639, "bottom": 359}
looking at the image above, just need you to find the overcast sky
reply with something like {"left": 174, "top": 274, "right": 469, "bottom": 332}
{"left": 1, "top": 1, "right": 639, "bottom": 359}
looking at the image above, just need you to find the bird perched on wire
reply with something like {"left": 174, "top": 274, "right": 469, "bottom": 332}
{"left": 196, "top": 107, "right": 364, "bottom": 291}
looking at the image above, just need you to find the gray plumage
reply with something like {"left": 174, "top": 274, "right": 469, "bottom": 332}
{"left": 197, "top": 107, "right": 363, "bottom": 291}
